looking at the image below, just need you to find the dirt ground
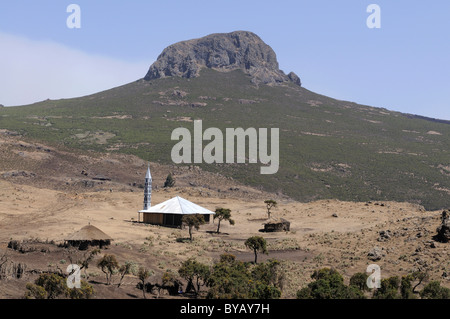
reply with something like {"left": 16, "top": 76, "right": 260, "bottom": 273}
{"left": 1, "top": 178, "right": 448, "bottom": 299}
{"left": 0, "top": 130, "right": 448, "bottom": 299}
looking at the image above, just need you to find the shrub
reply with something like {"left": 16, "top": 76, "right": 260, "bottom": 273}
{"left": 205, "top": 254, "right": 283, "bottom": 299}
{"left": 296, "top": 268, "right": 365, "bottom": 299}
{"left": 97, "top": 254, "right": 119, "bottom": 285}
{"left": 420, "top": 281, "right": 450, "bottom": 299}
{"left": 67, "top": 280, "right": 95, "bottom": 299}
{"left": 24, "top": 273, "right": 94, "bottom": 299}
{"left": 178, "top": 258, "right": 210, "bottom": 296}
{"left": 349, "top": 272, "right": 369, "bottom": 291}
{"left": 163, "top": 173, "right": 175, "bottom": 188}
{"left": 373, "top": 276, "right": 401, "bottom": 299}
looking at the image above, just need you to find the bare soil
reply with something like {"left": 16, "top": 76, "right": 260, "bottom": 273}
{"left": 0, "top": 130, "right": 448, "bottom": 299}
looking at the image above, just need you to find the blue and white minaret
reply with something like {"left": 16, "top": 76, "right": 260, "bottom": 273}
{"left": 143, "top": 163, "right": 152, "bottom": 211}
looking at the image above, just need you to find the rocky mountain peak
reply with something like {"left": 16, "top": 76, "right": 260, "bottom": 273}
{"left": 144, "top": 31, "right": 301, "bottom": 86}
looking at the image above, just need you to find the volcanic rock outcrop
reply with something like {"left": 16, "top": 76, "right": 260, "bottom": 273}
{"left": 144, "top": 31, "right": 301, "bottom": 86}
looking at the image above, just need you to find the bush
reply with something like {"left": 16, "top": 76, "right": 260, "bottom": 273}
{"left": 298, "top": 268, "right": 449, "bottom": 299}
{"left": 296, "top": 268, "right": 365, "bottom": 299}
{"left": 373, "top": 276, "right": 401, "bottom": 299}
{"left": 163, "top": 173, "right": 175, "bottom": 188}
{"left": 349, "top": 272, "right": 369, "bottom": 291}
{"left": 97, "top": 254, "right": 119, "bottom": 285}
{"left": 24, "top": 283, "right": 47, "bottom": 299}
{"left": 420, "top": 281, "right": 450, "bottom": 299}
{"left": 24, "top": 273, "right": 94, "bottom": 299}
{"left": 205, "top": 254, "right": 283, "bottom": 299}
{"left": 178, "top": 258, "right": 210, "bottom": 296}
{"left": 67, "top": 280, "right": 95, "bottom": 299}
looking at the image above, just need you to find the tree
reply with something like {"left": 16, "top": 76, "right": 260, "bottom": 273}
{"left": 24, "top": 283, "right": 47, "bottom": 299}
{"left": 67, "top": 247, "right": 100, "bottom": 281}
{"left": 400, "top": 271, "right": 428, "bottom": 299}
{"left": 251, "top": 259, "right": 284, "bottom": 293}
{"left": 67, "top": 280, "right": 95, "bottom": 299}
{"left": 34, "top": 273, "right": 68, "bottom": 299}
{"left": 373, "top": 276, "right": 401, "bottom": 299}
{"left": 24, "top": 273, "right": 94, "bottom": 299}
{"left": 400, "top": 274, "right": 416, "bottom": 299}
{"left": 161, "top": 270, "right": 182, "bottom": 296}
{"left": 410, "top": 271, "right": 428, "bottom": 293}
{"left": 264, "top": 200, "right": 277, "bottom": 219}
{"left": 349, "top": 272, "right": 369, "bottom": 292}
{"left": 178, "top": 258, "right": 210, "bottom": 296}
{"left": 182, "top": 214, "right": 205, "bottom": 241}
{"left": 420, "top": 281, "right": 450, "bottom": 299}
{"left": 214, "top": 208, "right": 235, "bottom": 233}
{"left": 244, "top": 236, "right": 268, "bottom": 264}
{"left": 296, "top": 268, "right": 365, "bottom": 299}
{"left": 97, "top": 254, "right": 119, "bottom": 285}
{"left": 206, "top": 254, "right": 252, "bottom": 299}
{"left": 205, "top": 254, "right": 283, "bottom": 299}
{"left": 138, "top": 267, "right": 151, "bottom": 299}
{"left": 164, "top": 173, "right": 176, "bottom": 188}
{"left": 117, "top": 261, "right": 137, "bottom": 288}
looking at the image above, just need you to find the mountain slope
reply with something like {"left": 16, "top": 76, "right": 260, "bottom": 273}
{"left": 0, "top": 32, "right": 448, "bottom": 210}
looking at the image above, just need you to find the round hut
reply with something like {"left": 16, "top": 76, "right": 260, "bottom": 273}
{"left": 65, "top": 224, "right": 113, "bottom": 250}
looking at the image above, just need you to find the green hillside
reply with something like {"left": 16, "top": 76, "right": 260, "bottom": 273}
{"left": 0, "top": 69, "right": 449, "bottom": 210}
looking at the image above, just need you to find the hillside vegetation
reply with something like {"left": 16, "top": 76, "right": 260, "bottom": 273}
{"left": 0, "top": 68, "right": 448, "bottom": 209}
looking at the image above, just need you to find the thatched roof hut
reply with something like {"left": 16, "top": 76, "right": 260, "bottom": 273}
{"left": 65, "top": 224, "right": 113, "bottom": 250}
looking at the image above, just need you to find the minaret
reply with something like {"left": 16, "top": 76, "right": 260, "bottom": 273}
{"left": 143, "top": 163, "right": 152, "bottom": 210}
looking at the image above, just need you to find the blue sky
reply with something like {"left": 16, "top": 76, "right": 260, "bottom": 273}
{"left": 0, "top": 1, "right": 449, "bottom": 120}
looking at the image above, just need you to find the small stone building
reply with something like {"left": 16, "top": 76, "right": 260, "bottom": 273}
{"left": 263, "top": 218, "right": 291, "bottom": 232}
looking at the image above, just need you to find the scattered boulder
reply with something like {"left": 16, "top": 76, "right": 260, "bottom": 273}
{"left": 2, "top": 170, "right": 36, "bottom": 178}
{"left": 287, "top": 72, "right": 301, "bottom": 86}
{"left": 331, "top": 213, "right": 338, "bottom": 218}
{"left": 238, "top": 99, "right": 258, "bottom": 104}
{"left": 82, "top": 180, "right": 95, "bottom": 188}
{"left": 172, "top": 90, "right": 187, "bottom": 98}
{"left": 434, "top": 210, "right": 450, "bottom": 243}
{"left": 190, "top": 102, "right": 207, "bottom": 108}
{"left": 377, "top": 230, "right": 392, "bottom": 242}
{"left": 368, "top": 246, "right": 385, "bottom": 261}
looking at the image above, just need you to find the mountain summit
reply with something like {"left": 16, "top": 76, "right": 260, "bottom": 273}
{"left": 144, "top": 31, "right": 301, "bottom": 86}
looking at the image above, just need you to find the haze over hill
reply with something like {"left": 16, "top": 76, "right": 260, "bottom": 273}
{"left": 0, "top": 31, "right": 448, "bottom": 210}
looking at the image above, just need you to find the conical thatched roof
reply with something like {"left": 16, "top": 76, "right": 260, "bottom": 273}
{"left": 65, "top": 225, "right": 113, "bottom": 241}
